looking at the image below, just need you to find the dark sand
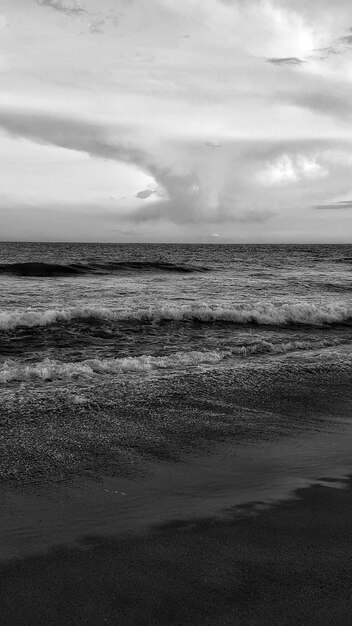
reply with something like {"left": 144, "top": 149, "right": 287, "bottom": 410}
{"left": 1, "top": 477, "right": 352, "bottom": 625}
{"left": 2, "top": 354, "right": 352, "bottom": 624}
{"left": 1, "top": 354, "right": 352, "bottom": 483}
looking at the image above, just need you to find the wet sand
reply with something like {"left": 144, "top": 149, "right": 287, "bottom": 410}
{"left": 1, "top": 476, "right": 352, "bottom": 625}
{"left": 2, "top": 355, "right": 352, "bottom": 624}
{"left": 1, "top": 352, "right": 352, "bottom": 483}
{"left": 1, "top": 423, "right": 352, "bottom": 562}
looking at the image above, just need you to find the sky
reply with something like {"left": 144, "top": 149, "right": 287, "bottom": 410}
{"left": 1, "top": 0, "right": 352, "bottom": 242}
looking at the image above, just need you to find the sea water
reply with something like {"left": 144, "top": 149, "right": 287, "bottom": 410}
{"left": 1, "top": 242, "right": 352, "bottom": 557}
{"left": 1, "top": 243, "right": 352, "bottom": 383}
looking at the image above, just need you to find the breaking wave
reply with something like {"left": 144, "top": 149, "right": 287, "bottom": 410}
{"left": 0, "top": 350, "right": 225, "bottom": 383}
{"left": 0, "top": 260, "right": 210, "bottom": 277}
{"left": 1, "top": 302, "right": 352, "bottom": 332}
{"left": 0, "top": 338, "right": 347, "bottom": 383}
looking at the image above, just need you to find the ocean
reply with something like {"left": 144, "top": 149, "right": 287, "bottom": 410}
{"left": 1, "top": 242, "right": 352, "bottom": 557}
{"left": 2, "top": 242, "right": 352, "bottom": 381}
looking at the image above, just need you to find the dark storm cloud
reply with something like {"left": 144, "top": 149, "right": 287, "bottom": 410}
{"left": 0, "top": 109, "right": 287, "bottom": 228}
{"left": 129, "top": 171, "right": 202, "bottom": 224}
{"left": 135, "top": 189, "right": 156, "bottom": 199}
{"left": 36, "top": 0, "right": 88, "bottom": 17}
{"left": 266, "top": 57, "right": 305, "bottom": 66}
{"left": 0, "top": 108, "right": 208, "bottom": 224}
{"left": 338, "top": 35, "right": 352, "bottom": 45}
{"left": 313, "top": 200, "right": 352, "bottom": 210}
{"left": 0, "top": 108, "right": 147, "bottom": 168}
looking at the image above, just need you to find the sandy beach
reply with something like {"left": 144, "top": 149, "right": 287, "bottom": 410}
{"left": 1, "top": 349, "right": 352, "bottom": 624}
{"left": 1, "top": 475, "right": 352, "bottom": 625}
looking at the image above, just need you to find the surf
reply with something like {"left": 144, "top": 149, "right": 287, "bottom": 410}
{"left": 1, "top": 302, "right": 351, "bottom": 332}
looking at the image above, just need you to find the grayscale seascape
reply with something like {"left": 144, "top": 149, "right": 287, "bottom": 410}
{"left": 2, "top": 0, "right": 352, "bottom": 623}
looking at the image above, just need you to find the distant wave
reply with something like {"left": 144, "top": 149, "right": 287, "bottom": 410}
{"left": 0, "top": 338, "right": 346, "bottom": 383}
{"left": 230, "top": 337, "right": 345, "bottom": 356}
{"left": 323, "top": 281, "right": 352, "bottom": 293}
{"left": 0, "top": 260, "right": 210, "bottom": 277}
{"left": 332, "top": 256, "right": 352, "bottom": 264}
{"left": 1, "top": 302, "right": 351, "bottom": 332}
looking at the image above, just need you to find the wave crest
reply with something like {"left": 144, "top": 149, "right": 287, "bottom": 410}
{"left": 0, "top": 350, "right": 225, "bottom": 383}
{"left": 0, "top": 337, "right": 346, "bottom": 383}
{"left": 1, "top": 302, "right": 351, "bottom": 332}
{"left": 0, "top": 260, "right": 209, "bottom": 277}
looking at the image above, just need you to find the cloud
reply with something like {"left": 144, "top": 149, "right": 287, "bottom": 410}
{"left": 265, "top": 23, "right": 352, "bottom": 65}
{"left": 312, "top": 29, "right": 352, "bottom": 60}
{"left": 258, "top": 153, "right": 327, "bottom": 185}
{"left": 0, "top": 107, "right": 277, "bottom": 227}
{"left": 0, "top": 108, "right": 220, "bottom": 225}
{"left": 275, "top": 78, "right": 352, "bottom": 123}
{"left": 313, "top": 46, "right": 340, "bottom": 59}
{"left": 258, "top": 154, "right": 298, "bottom": 184}
{"left": 266, "top": 57, "right": 305, "bottom": 66}
{"left": 135, "top": 189, "right": 156, "bottom": 199}
{"left": 0, "top": 108, "right": 147, "bottom": 168}
{"left": 313, "top": 200, "right": 352, "bottom": 210}
{"left": 338, "top": 34, "right": 352, "bottom": 45}
{"left": 88, "top": 19, "right": 105, "bottom": 34}
{"left": 206, "top": 140, "right": 222, "bottom": 148}
{"left": 2, "top": 109, "right": 351, "bottom": 236}
{"left": 36, "top": 0, "right": 87, "bottom": 17}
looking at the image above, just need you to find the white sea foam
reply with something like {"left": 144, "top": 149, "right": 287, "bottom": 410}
{"left": 0, "top": 302, "right": 351, "bottom": 332}
{"left": 0, "top": 338, "right": 346, "bottom": 383}
{"left": 0, "top": 350, "right": 226, "bottom": 383}
{"left": 230, "top": 337, "right": 344, "bottom": 356}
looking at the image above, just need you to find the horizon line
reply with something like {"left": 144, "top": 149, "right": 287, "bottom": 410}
{"left": 0, "top": 241, "right": 351, "bottom": 246}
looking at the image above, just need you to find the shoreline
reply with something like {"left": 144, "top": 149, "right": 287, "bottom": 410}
{"left": 1, "top": 421, "right": 352, "bottom": 562}
{"left": 2, "top": 345, "right": 352, "bottom": 623}
{"left": 2, "top": 475, "right": 352, "bottom": 625}
{"left": 1, "top": 352, "right": 352, "bottom": 484}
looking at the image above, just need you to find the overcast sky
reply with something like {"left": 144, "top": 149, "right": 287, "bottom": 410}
{"left": 1, "top": 0, "right": 352, "bottom": 242}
